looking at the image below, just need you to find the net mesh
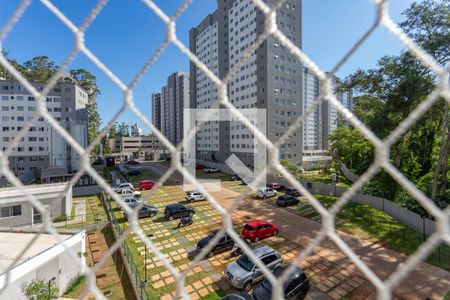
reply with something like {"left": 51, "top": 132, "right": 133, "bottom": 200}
{"left": 0, "top": 0, "right": 449, "bottom": 299}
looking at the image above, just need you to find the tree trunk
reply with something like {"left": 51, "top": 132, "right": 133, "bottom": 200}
{"left": 432, "top": 101, "right": 449, "bottom": 200}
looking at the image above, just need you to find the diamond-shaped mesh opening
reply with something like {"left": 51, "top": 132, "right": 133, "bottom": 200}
{"left": 0, "top": 0, "right": 449, "bottom": 299}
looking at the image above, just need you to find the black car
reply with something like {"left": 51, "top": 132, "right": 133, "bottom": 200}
{"left": 164, "top": 204, "right": 196, "bottom": 220}
{"left": 285, "top": 187, "right": 301, "bottom": 197}
{"left": 276, "top": 195, "right": 300, "bottom": 207}
{"left": 197, "top": 231, "right": 235, "bottom": 257}
{"left": 127, "top": 169, "right": 142, "bottom": 176}
{"left": 252, "top": 265, "right": 310, "bottom": 300}
{"left": 221, "top": 293, "right": 252, "bottom": 300}
{"left": 124, "top": 204, "right": 158, "bottom": 221}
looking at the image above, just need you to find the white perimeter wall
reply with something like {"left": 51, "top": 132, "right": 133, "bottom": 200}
{"left": 0, "top": 231, "right": 86, "bottom": 299}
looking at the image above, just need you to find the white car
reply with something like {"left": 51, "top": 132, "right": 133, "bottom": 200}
{"left": 122, "top": 197, "right": 142, "bottom": 207}
{"left": 204, "top": 167, "right": 219, "bottom": 173}
{"left": 256, "top": 187, "right": 277, "bottom": 199}
{"left": 120, "top": 188, "right": 141, "bottom": 199}
{"left": 185, "top": 191, "right": 205, "bottom": 203}
{"left": 113, "top": 183, "right": 134, "bottom": 193}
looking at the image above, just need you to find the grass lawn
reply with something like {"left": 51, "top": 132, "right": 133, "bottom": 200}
{"left": 62, "top": 275, "right": 86, "bottom": 298}
{"left": 62, "top": 195, "right": 108, "bottom": 228}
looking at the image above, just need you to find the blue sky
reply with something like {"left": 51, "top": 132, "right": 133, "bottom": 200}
{"left": 0, "top": 0, "right": 415, "bottom": 134}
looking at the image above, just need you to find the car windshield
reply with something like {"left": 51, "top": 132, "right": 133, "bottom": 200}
{"left": 261, "top": 278, "right": 272, "bottom": 291}
{"left": 244, "top": 224, "right": 254, "bottom": 231}
{"left": 236, "top": 255, "right": 254, "bottom": 272}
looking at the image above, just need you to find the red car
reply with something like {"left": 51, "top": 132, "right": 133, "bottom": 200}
{"left": 127, "top": 160, "right": 140, "bottom": 165}
{"left": 195, "top": 163, "right": 206, "bottom": 170}
{"left": 267, "top": 183, "right": 284, "bottom": 191}
{"left": 139, "top": 180, "right": 155, "bottom": 190}
{"left": 241, "top": 220, "right": 279, "bottom": 242}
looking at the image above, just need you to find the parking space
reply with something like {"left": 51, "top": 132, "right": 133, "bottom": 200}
{"left": 107, "top": 180, "right": 376, "bottom": 300}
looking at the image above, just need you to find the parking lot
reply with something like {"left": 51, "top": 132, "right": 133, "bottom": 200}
{"left": 109, "top": 177, "right": 379, "bottom": 300}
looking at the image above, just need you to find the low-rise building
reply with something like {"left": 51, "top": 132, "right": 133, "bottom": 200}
{"left": 0, "top": 231, "right": 86, "bottom": 300}
{"left": 111, "top": 135, "right": 166, "bottom": 160}
{"left": 0, "top": 183, "right": 72, "bottom": 227}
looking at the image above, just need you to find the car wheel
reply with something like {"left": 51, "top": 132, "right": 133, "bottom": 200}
{"left": 207, "top": 251, "right": 214, "bottom": 258}
{"left": 189, "top": 212, "right": 194, "bottom": 217}
{"left": 150, "top": 213, "right": 156, "bottom": 218}
{"left": 273, "top": 230, "right": 278, "bottom": 236}
{"left": 168, "top": 215, "right": 174, "bottom": 221}
{"left": 243, "top": 281, "right": 253, "bottom": 292}
{"left": 262, "top": 195, "right": 266, "bottom": 199}
{"left": 254, "top": 236, "right": 259, "bottom": 242}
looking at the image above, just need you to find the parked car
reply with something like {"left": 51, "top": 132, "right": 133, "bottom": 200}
{"left": 285, "top": 187, "right": 301, "bottom": 197}
{"left": 127, "top": 169, "right": 142, "bottom": 176}
{"left": 120, "top": 188, "right": 141, "bottom": 199}
{"left": 126, "top": 160, "right": 140, "bottom": 165}
{"left": 252, "top": 265, "right": 310, "bottom": 300}
{"left": 186, "top": 191, "right": 205, "bottom": 203}
{"left": 121, "top": 197, "right": 142, "bottom": 207}
{"left": 224, "top": 245, "right": 283, "bottom": 292}
{"left": 266, "top": 183, "right": 284, "bottom": 191}
{"left": 164, "top": 204, "right": 196, "bottom": 220}
{"left": 196, "top": 231, "right": 235, "bottom": 257}
{"left": 113, "top": 182, "right": 134, "bottom": 193}
{"left": 195, "top": 163, "right": 207, "bottom": 170}
{"left": 139, "top": 180, "right": 155, "bottom": 190}
{"left": 241, "top": 220, "right": 279, "bottom": 242}
{"left": 276, "top": 195, "right": 300, "bottom": 207}
{"left": 204, "top": 166, "right": 219, "bottom": 173}
{"left": 124, "top": 203, "right": 158, "bottom": 221}
{"left": 256, "top": 188, "right": 277, "bottom": 199}
{"left": 221, "top": 293, "right": 252, "bottom": 300}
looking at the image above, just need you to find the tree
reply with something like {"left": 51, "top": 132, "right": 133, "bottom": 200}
{"left": 22, "top": 56, "right": 57, "bottom": 82}
{"left": 21, "top": 278, "right": 58, "bottom": 300}
{"left": 108, "top": 122, "right": 117, "bottom": 138}
{"left": 331, "top": 0, "right": 449, "bottom": 214}
{"left": 117, "top": 122, "right": 130, "bottom": 137}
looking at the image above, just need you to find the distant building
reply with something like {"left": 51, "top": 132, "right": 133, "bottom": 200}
{"left": 130, "top": 123, "right": 143, "bottom": 137}
{"left": 151, "top": 92, "right": 161, "bottom": 132}
{"left": 0, "top": 183, "right": 72, "bottom": 227}
{"left": 111, "top": 135, "right": 166, "bottom": 160}
{"left": 0, "top": 231, "right": 86, "bottom": 300}
{"left": 0, "top": 79, "right": 88, "bottom": 180}
{"left": 189, "top": 0, "right": 303, "bottom": 165}
{"left": 160, "top": 72, "right": 189, "bottom": 146}
{"left": 303, "top": 67, "right": 320, "bottom": 151}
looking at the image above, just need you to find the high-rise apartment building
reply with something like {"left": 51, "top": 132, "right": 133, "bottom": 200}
{"left": 0, "top": 79, "right": 88, "bottom": 177}
{"left": 160, "top": 72, "right": 189, "bottom": 146}
{"left": 190, "top": 0, "right": 303, "bottom": 165}
{"left": 301, "top": 70, "right": 353, "bottom": 151}
{"left": 151, "top": 92, "right": 161, "bottom": 132}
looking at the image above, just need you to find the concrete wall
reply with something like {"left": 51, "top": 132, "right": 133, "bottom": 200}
{"left": 0, "top": 231, "right": 86, "bottom": 299}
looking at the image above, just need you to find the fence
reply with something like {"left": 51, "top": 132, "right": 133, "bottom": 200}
{"left": 102, "top": 193, "right": 150, "bottom": 300}
{"left": 0, "top": 0, "right": 449, "bottom": 299}
{"left": 268, "top": 175, "right": 438, "bottom": 237}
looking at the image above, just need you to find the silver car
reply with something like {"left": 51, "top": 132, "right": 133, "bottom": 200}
{"left": 113, "top": 182, "right": 134, "bottom": 193}
{"left": 224, "top": 245, "right": 283, "bottom": 292}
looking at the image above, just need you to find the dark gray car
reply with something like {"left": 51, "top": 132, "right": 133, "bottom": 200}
{"left": 124, "top": 203, "right": 158, "bottom": 221}
{"left": 252, "top": 265, "right": 310, "bottom": 300}
{"left": 224, "top": 245, "right": 283, "bottom": 292}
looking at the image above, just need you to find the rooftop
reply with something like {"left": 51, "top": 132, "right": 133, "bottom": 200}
{"left": 0, "top": 232, "right": 71, "bottom": 274}
{"left": 0, "top": 183, "right": 68, "bottom": 204}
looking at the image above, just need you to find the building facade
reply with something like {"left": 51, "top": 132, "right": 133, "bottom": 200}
{"left": 190, "top": 0, "right": 303, "bottom": 166}
{"left": 301, "top": 70, "right": 353, "bottom": 152}
{"left": 130, "top": 123, "right": 143, "bottom": 137}
{"left": 111, "top": 135, "right": 165, "bottom": 160}
{"left": 0, "top": 80, "right": 88, "bottom": 177}
{"left": 160, "top": 72, "right": 189, "bottom": 147}
{"left": 151, "top": 92, "right": 161, "bottom": 132}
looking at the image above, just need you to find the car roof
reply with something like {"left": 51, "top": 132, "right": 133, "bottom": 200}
{"left": 273, "top": 264, "right": 305, "bottom": 278}
{"left": 246, "top": 220, "right": 269, "bottom": 227}
{"left": 252, "top": 245, "right": 277, "bottom": 258}
{"left": 141, "top": 179, "right": 154, "bottom": 183}
{"left": 166, "top": 203, "right": 184, "bottom": 208}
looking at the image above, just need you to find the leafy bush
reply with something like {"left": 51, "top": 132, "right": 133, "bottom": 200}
{"left": 21, "top": 278, "right": 58, "bottom": 300}
{"left": 52, "top": 215, "right": 68, "bottom": 222}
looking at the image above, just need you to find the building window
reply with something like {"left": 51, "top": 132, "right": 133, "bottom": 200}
{"left": 0, "top": 205, "right": 21, "bottom": 218}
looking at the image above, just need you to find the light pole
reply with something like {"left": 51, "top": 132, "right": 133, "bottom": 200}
{"left": 144, "top": 244, "right": 147, "bottom": 283}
